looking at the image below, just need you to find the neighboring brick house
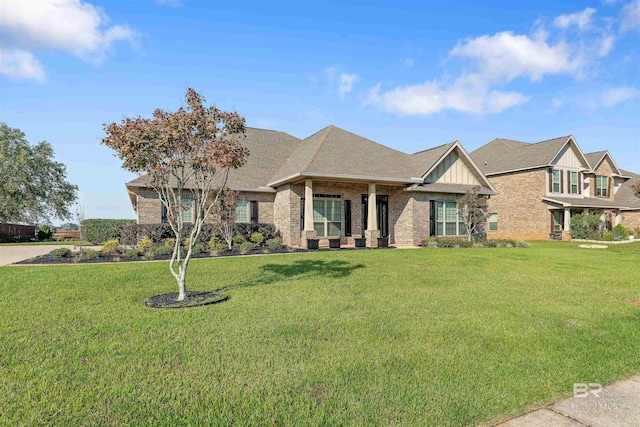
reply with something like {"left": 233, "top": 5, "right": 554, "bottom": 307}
{"left": 471, "top": 136, "right": 640, "bottom": 240}
{"left": 126, "top": 125, "right": 497, "bottom": 247}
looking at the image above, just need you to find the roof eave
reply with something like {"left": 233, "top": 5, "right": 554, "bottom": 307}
{"left": 267, "top": 172, "right": 421, "bottom": 187}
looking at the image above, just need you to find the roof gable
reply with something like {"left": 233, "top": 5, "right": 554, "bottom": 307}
{"left": 585, "top": 151, "right": 623, "bottom": 175}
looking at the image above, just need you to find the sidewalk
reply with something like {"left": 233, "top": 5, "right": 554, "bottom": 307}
{"left": 496, "top": 374, "right": 640, "bottom": 426}
{"left": 0, "top": 244, "right": 86, "bottom": 266}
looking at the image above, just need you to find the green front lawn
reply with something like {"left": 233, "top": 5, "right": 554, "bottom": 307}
{"left": 1, "top": 242, "right": 639, "bottom": 426}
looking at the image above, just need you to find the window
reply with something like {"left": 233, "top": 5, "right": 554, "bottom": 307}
{"left": 235, "top": 200, "right": 249, "bottom": 222}
{"left": 435, "top": 201, "right": 465, "bottom": 236}
{"left": 552, "top": 211, "right": 563, "bottom": 232}
{"left": 596, "top": 175, "right": 608, "bottom": 197}
{"left": 313, "top": 197, "right": 341, "bottom": 237}
{"left": 570, "top": 171, "right": 578, "bottom": 194}
{"left": 552, "top": 169, "right": 561, "bottom": 193}
{"left": 489, "top": 213, "right": 498, "bottom": 231}
{"left": 182, "top": 199, "right": 194, "bottom": 223}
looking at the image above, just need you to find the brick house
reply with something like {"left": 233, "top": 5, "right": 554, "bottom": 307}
{"left": 471, "top": 136, "right": 640, "bottom": 240}
{"left": 126, "top": 125, "right": 497, "bottom": 247}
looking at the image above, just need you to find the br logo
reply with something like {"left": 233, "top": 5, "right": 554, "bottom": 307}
{"left": 573, "top": 383, "right": 602, "bottom": 398}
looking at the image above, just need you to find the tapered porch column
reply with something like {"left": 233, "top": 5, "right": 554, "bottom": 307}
{"left": 564, "top": 208, "right": 571, "bottom": 231}
{"left": 301, "top": 179, "right": 316, "bottom": 248}
{"left": 614, "top": 209, "right": 621, "bottom": 226}
{"left": 365, "top": 183, "right": 380, "bottom": 247}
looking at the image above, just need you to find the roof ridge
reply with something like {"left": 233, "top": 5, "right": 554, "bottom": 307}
{"left": 411, "top": 141, "right": 455, "bottom": 155}
{"left": 301, "top": 126, "right": 332, "bottom": 172}
{"left": 519, "top": 135, "right": 571, "bottom": 148}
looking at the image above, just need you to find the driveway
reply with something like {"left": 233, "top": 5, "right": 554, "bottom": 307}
{"left": 0, "top": 244, "right": 81, "bottom": 266}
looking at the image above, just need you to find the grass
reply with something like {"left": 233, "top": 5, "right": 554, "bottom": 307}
{"left": 0, "top": 240, "right": 91, "bottom": 246}
{"left": 1, "top": 241, "right": 639, "bottom": 426}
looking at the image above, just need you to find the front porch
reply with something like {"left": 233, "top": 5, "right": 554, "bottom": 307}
{"left": 544, "top": 196, "right": 625, "bottom": 240}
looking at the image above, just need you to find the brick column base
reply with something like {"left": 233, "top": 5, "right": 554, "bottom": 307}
{"left": 364, "top": 229, "right": 380, "bottom": 247}
{"left": 301, "top": 230, "right": 318, "bottom": 249}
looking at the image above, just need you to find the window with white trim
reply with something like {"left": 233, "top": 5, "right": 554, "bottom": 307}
{"left": 182, "top": 199, "right": 194, "bottom": 224}
{"left": 552, "top": 211, "right": 563, "bottom": 232}
{"left": 552, "top": 169, "right": 561, "bottom": 193}
{"left": 570, "top": 171, "right": 578, "bottom": 194}
{"left": 235, "top": 200, "right": 249, "bottom": 222}
{"left": 489, "top": 213, "right": 498, "bottom": 231}
{"left": 596, "top": 175, "right": 608, "bottom": 197}
{"left": 435, "top": 201, "right": 465, "bottom": 236}
{"left": 312, "top": 196, "right": 341, "bottom": 237}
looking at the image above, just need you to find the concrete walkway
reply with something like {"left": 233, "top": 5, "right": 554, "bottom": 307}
{"left": 496, "top": 374, "right": 640, "bottom": 426}
{"left": 0, "top": 244, "right": 82, "bottom": 266}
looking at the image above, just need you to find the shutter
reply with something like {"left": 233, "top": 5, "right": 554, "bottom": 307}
{"left": 592, "top": 177, "right": 596, "bottom": 197}
{"left": 344, "top": 200, "right": 352, "bottom": 237}
{"left": 550, "top": 212, "right": 554, "bottom": 233}
{"left": 361, "top": 195, "right": 368, "bottom": 232}
{"left": 161, "top": 204, "right": 168, "bottom": 224}
{"left": 250, "top": 201, "right": 258, "bottom": 224}
{"left": 300, "top": 198, "right": 305, "bottom": 232}
{"left": 548, "top": 168, "right": 553, "bottom": 192}
{"left": 429, "top": 200, "right": 436, "bottom": 236}
{"left": 560, "top": 170, "right": 564, "bottom": 193}
{"left": 578, "top": 172, "right": 582, "bottom": 195}
{"left": 607, "top": 177, "right": 612, "bottom": 198}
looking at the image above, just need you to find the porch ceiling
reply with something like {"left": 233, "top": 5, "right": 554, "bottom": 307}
{"left": 543, "top": 196, "right": 628, "bottom": 209}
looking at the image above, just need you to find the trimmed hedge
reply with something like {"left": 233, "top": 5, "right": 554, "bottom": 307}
{"left": 82, "top": 219, "right": 136, "bottom": 244}
{"left": 120, "top": 223, "right": 278, "bottom": 246}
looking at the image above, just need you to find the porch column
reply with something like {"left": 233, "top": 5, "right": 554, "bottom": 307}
{"left": 365, "top": 183, "right": 380, "bottom": 247}
{"left": 302, "top": 179, "right": 316, "bottom": 247}
{"left": 614, "top": 209, "right": 621, "bottom": 226}
{"left": 564, "top": 208, "right": 571, "bottom": 231}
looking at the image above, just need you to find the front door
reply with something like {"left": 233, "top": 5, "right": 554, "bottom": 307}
{"left": 361, "top": 194, "right": 389, "bottom": 238}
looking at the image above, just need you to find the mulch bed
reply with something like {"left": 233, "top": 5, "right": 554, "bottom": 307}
{"left": 15, "top": 245, "right": 394, "bottom": 265}
{"left": 145, "top": 291, "right": 229, "bottom": 308}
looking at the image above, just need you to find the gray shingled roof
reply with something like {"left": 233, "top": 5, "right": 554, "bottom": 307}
{"left": 407, "top": 182, "right": 497, "bottom": 195}
{"left": 615, "top": 170, "right": 640, "bottom": 209}
{"left": 543, "top": 196, "right": 628, "bottom": 209}
{"left": 471, "top": 136, "right": 572, "bottom": 175}
{"left": 411, "top": 142, "right": 456, "bottom": 177}
{"left": 584, "top": 151, "right": 607, "bottom": 170}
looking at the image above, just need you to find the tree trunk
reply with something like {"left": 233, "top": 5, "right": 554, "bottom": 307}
{"left": 177, "top": 264, "right": 187, "bottom": 301}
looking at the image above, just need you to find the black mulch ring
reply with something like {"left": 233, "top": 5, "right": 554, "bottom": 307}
{"left": 145, "top": 291, "right": 229, "bottom": 309}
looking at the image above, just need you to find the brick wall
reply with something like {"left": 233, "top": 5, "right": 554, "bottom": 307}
{"left": 486, "top": 169, "right": 551, "bottom": 240}
{"left": 621, "top": 210, "right": 640, "bottom": 230}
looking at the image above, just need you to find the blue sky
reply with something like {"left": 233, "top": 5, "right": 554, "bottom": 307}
{"left": 1, "top": 0, "right": 639, "bottom": 221}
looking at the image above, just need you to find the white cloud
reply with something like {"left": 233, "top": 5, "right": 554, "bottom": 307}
{"left": 0, "top": 48, "right": 45, "bottom": 82}
{"left": 553, "top": 8, "right": 597, "bottom": 31}
{"left": 0, "top": 0, "right": 137, "bottom": 81}
{"left": 621, "top": 0, "right": 640, "bottom": 31}
{"left": 338, "top": 73, "right": 358, "bottom": 97}
{"left": 601, "top": 86, "right": 639, "bottom": 106}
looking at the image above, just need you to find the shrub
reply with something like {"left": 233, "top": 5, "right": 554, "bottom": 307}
{"left": 515, "top": 240, "right": 529, "bottom": 248}
{"left": 120, "top": 224, "right": 173, "bottom": 246}
{"left": 37, "top": 225, "right": 53, "bottom": 241}
{"left": 143, "top": 251, "right": 155, "bottom": 260}
{"left": 191, "top": 243, "right": 204, "bottom": 255}
{"left": 634, "top": 227, "right": 640, "bottom": 238}
{"left": 125, "top": 248, "right": 140, "bottom": 257}
{"left": 82, "top": 219, "right": 136, "bottom": 244}
{"left": 49, "top": 247, "right": 71, "bottom": 258}
{"left": 239, "top": 241, "right": 257, "bottom": 254}
{"left": 233, "top": 234, "right": 246, "bottom": 246}
{"left": 455, "top": 240, "right": 474, "bottom": 248}
{"left": 611, "top": 224, "right": 629, "bottom": 241}
{"left": 75, "top": 248, "right": 99, "bottom": 261}
{"left": 485, "top": 239, "right": 499, "bottom": 248}
{"left": 137, "top": 237, "right": 154, "bottom": 253}
{"left": 155, "top": 246, "right": 174, "bottom": 256}
{"left": 266, "top": 238, "right": 282, "bottom": 250}
{"left": 183, "top": 237, "right": 192, "bottom": 248}
{"left": 602, "top": 231, "right": 614, "bottom": 241}
{"left": 420, "top": 238, "right": 439, "bottom": 248}
{"left": 250, "top": 232, "right": 264, "bottom": 245}
{"left": 164, "top": 238, "right": 175, "bottom": 248}
{"left": 570, "top": 213, "right": 602, "bottom": 240}
{"left": 102, "top": 239, "right": 121, "bottom": 254}
{"left": 233, "top": 223, "right": 277, "bottom": 241}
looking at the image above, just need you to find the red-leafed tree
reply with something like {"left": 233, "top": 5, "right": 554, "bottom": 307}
{"left": 102, "top": 88, "right": 248, "bottom": 301}
{"left": 633, "top": 181, "right": 640, "bottom": 199}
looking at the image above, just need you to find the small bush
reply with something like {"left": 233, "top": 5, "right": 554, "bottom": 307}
{"left": 611, "top": 224, "right": 629, "bottom": 241}
{"left": 634, "top": 227, "right": 640, "bottom": 238}
{"left": 137, "top": 237, "right": 154, "bottom": 253}
{"left": 102, "top": 239, "right": 121, "bottom": 254}
{"left": 250, "top": 232, "right": 264, "bottom": 245}
{"left": 143, "top": 251, "right": 155, "bottom": 260}
{"left": 233, "top": 235, "right": 246, "bottom": 246}
{"left": 164, "top": 238, "right": 175, "bottom": 248}
{"left": 75, "top": 248, "right": 99, "bottom": 261}
{"left": 266, "top": 238, "right": 282, "bottom": 250}
{"left": 49, "top": 247, "right": 72, "bottom": 258}
{"left": 183, "top": 237, "right": 192, "bottom": 248}
{"left": 239, "top": 241, "right": 257, "bottom": 254}
{"left": 125, "top": 248, "right": 140, "bottom": 257}
{"left": 191, "top": 243, "right": 204, "bottom": 255}
{"left": 515, "top": 240, "right": 529, "bottom": 248}
{"left": 485, "top": 239, "right": 499, "bottom": 248}
{"left": 38, "top": 225, "right": 53, "bottom": 241}
{"left": 602, "top": 231, "right": 614, "bottom": 241}
{"left": 155, "top": 246, "right": 174, "bottom": 256}
{"left": 570, "top": 213, "right": 603, "bottom": 240}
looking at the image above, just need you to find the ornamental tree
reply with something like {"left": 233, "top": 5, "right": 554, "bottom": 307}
{"left": 633, "top": 181, "right": 640, "bottom": 199}
{"left": 0, "top": 123, "right": 78, "bottom": 224}
{"left": 102, "top": 88, "right": 248, "bottom": 301}
{"left": 458, "top": 186, "right": 488, "bottom": 242}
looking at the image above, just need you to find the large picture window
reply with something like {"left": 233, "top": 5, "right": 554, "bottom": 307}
{"left": 313, "top": 197, "right": 341, "bottom": 237}
{"left": 235, "top": 200, "right": 249, "bottom": 222}
{"left": 435, "top": 201, "right": 465, "bottom": 236}
{"left": 596, "top": 175, "right": 608, "bottom": 197}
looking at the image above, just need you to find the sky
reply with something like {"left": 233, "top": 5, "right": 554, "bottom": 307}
{"left": 1, "top": 0, "right": 639, "bottom": 222}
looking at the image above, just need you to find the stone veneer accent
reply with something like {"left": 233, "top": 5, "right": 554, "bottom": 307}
{"left": 486, "top": 169, "right": 551, "bottom": 240}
